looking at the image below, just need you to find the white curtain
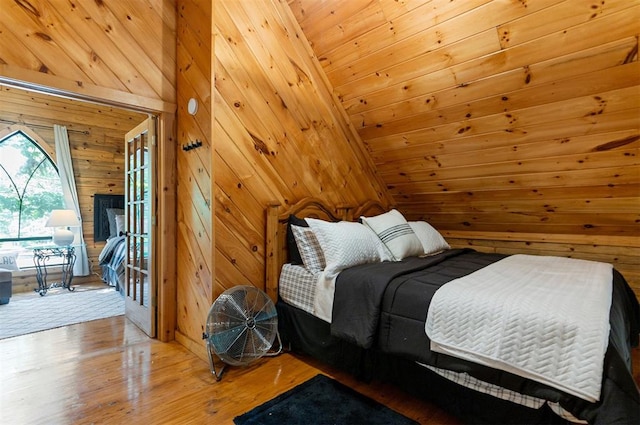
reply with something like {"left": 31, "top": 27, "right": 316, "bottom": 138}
{"left": 54, "top": 125, "right": 90, "bottom": 276}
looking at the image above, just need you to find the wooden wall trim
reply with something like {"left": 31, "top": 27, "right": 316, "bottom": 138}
{"left": 444, "top": 229, "right": 640, "bottom": 297}
{"left": 0, "top": 65, "right": 176, "bottom": 114}
{"left": 156, "top": 112, "right": 178, "bottom": 342}
{"left": 175, "top": 329, "right": 207, "bottom": 363}
{"left": 442, "top": 230, "right": 640, "bottom": 248}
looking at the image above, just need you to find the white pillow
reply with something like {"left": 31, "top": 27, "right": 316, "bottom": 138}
{"left": 360, "top": 209, "right": 423, "bottom": 260}
{"left": 115, "top": 214, "right": 125, "bottom": 237}
{"left": 0, "top": 250, "right": 20, "bottom": 271}
{"left": 306, "top": 218, "right": 391, "bottom": 279}
{"left": 106, "top": 208, "right": 124, "bottom": 238}
{"left": 291, "top": 225, "right": 326, "bottom": 273}
{"left": 409, "top": 221, "right": 450, "bottom": 255}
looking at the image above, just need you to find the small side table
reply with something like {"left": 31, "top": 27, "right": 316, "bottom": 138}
{"left": 33, "top": 246, "right": 76, "bottom": 296}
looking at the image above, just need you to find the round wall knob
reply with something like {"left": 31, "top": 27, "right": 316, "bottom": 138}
{"left": 187, "top": 98, "right": 198, "bottom": 115}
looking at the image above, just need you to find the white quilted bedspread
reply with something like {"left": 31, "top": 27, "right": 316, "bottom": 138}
{"left": 426, "top": 254, "right": 613, "bottom": 402}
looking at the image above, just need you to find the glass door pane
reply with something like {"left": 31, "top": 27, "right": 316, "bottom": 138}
{"left": 124, "top": 117, "right": 155, "bottom": 337}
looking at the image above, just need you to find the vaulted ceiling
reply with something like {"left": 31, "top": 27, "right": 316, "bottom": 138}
{"left": 1, "top": 0, "right": 637, "bottom": 237}
{"left": 288, "top": 0, "right": 639, "bottom": 236}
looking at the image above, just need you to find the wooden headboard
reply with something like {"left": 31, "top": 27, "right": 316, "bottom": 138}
{"left": 265, "top": 197, "right": 389, "bottom": 301}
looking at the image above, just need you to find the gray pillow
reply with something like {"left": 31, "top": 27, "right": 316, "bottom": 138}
{"left": 106, "top": 208, "right": 125, "bottom": 238}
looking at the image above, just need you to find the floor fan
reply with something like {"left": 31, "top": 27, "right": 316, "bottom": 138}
{"left": 202, "top": 285, "right": 282, "bottom": 381}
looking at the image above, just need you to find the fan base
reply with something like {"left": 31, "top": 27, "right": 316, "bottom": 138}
{"left": 203, "top": 332, "right": 283, "bottom": 382}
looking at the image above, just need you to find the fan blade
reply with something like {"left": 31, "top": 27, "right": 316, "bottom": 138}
{"left": 221, "top": 293, "right": 250, "bottom": 320}
{"left": 249, "top": 327, "right": 272, "bottom": 349}
{"left": 210, "top": 325, "right": 247, "bottom": 354}
{"left": 249, "top": 300, "right": 271, "bottom": 318}
{"left": 211, "top": 309, "right": 244, "bottom": 326}
{"left": 253, "top": 308, "right": 277, "bottom": 323}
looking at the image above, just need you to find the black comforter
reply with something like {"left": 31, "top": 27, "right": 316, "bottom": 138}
{"left": 331, "top": 249, "right": 640, "bottom": 424}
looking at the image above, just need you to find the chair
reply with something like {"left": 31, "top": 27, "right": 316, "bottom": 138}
{"left": 0, "top": 268, "right": 12, "bottom": 304}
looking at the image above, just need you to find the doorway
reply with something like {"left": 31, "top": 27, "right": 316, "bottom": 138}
{"left": 0, "top": 82, "right": 176, "bottom": 341}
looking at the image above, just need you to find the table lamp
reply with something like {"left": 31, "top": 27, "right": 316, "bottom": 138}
{"left": 45, "top": 209, "right": 80, "bottom": 246}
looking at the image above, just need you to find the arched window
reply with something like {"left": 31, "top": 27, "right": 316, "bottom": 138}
{"left": 0, "top": 129, "right": 65, "bottom": 266}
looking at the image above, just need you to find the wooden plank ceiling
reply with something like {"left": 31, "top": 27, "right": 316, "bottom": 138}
{"left": 0, "top": 0, "right": 176, "bottom": 104}
{"left": 2, "top": 0, "right": 636, "bottom": 240}
{"left": 288, "top": 0, "right": 639, "bottom": 238}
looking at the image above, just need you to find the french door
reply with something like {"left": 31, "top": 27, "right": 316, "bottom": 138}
{"left": 124, "top": 117, "right": 156, "bottom": 337}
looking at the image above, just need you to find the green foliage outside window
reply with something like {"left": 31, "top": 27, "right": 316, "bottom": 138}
{"left": 0, "top": 131, "right": 65, "bottom": 246}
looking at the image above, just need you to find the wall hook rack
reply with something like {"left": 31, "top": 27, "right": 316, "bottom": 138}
{"left": 183, "top": 140, "right": 203, "bottom": 151}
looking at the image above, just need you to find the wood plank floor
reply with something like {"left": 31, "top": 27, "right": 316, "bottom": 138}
{"left": 1, "top": 315, "right": 638, "bottom": 424}
{"left": 0, "top": 316, "right": 460, "bottom": 424}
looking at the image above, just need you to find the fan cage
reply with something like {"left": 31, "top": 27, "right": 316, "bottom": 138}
{"left": 205, "top": 285, "right": 279, "bottom": 368}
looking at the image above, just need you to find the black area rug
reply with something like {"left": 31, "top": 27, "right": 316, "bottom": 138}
{"left": 234, "top": 374, "right": 419, "bottom": 425}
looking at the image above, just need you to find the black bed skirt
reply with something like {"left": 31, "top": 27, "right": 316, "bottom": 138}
{"left": 276, "top": 299, "right": 565, "bottom": 425}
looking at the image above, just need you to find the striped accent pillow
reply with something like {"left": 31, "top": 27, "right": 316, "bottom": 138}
{"left": 361, "top": 209, "right": 423, "bottom": 261}
{"left": 291, "top": 225, "right": 326, "bottom": 272}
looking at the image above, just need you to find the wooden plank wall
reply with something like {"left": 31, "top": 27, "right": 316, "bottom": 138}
{"left": 174, "top": 0, "right": 214, "bottom": 353}
{"left": 174, "top": 0, "right": 392, "bottom": 356}
{"left": 289, "top": 0, "right": 640, "bottom": 294}
{"left": 212, "top": 0, "right": 390, "bottom": 291}
{"left": 0, "top": 85, "right": 147, "bottom": 292}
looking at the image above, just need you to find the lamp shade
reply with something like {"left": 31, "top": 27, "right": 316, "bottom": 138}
{"left": 46, "top": 209, "right": 80, "bottom": 227}
{"left": 45, "top": 209, "right": 80, "bottom": 246}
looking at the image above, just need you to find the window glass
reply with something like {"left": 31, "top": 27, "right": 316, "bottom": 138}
{"left": 0, "top": 130, "right": 65, "bottom": 266}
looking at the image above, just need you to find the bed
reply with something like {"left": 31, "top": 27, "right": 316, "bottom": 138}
{"left": 96, "top": 199, "right": 126, "bottom": 292}
{"left": 98, "top": 235, "right": 126, "bottom": 292}
{"left": 265, "top": 198, "right": 640, "bottom": 424}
